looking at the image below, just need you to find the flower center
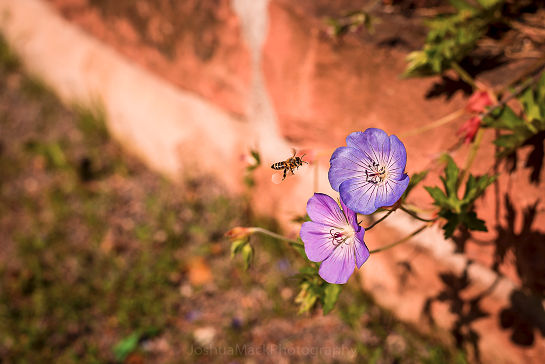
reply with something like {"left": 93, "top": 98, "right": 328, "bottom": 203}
{"left": 329, "top": 228, "right": 354, "bottom": 247}
{"left": 365, "top": 161, "right": 389, "bottom": 185}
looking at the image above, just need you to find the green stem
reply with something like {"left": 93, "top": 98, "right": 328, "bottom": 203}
{"left": 400, "top": 206, "right": 436, "bottom": 222}
{"left": 399, "top": 109, "right": 464, "bottom": 138}
{"left": 251, "top": 227, "right": 303, "bottom": 248}
{"left": 458, "top": 127, "right": 485, "bottom": 189}
{"left": 369, "top": 225, "right": 427, "bottom": 254}
{"left": 451, "top": 62, "right": 477, "bottom": 89}
{"left": 364, "top": 209, "right": 395, "bottom": 230}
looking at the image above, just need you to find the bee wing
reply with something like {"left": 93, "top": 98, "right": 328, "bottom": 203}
{"left": 271, "top": 162, "right": 310, "bottom": 184}
{"left": 271, "top": 171, "right": 284, "bottom": 184}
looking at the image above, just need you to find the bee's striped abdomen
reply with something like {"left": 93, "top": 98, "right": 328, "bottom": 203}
{"left": 271, "top": 162, "right": 287, "bottom": 170}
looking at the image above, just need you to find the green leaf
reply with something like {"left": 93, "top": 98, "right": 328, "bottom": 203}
{"left": 475, "top": 0, "right": 503, "bottom": 9}
{"left": 442, "top": 155, "right": 459, "bottom": 198}
{"left": 462, "top": 211, "right": 487, "bottom": 231}
{"left": 241, "top": 243, "right": 254, "bottom": 270}
{"left": 521, "top": 88, "right": 542, "bottom": 122}
{"left": 322, "top": 284, "right": 342, "bottom": 315}
{"left": 462, "top": 174, "right": 496, "bottom": 205}
{"left": 425, "top": 186, "right": 449, "bottom": 208}
{"left": 295, "top": 282, "right": 319, "bottom": 314}
{"left": 449, "top": 0, "right": 477, "bottom": 12}
{"left": 439, "top": 210, "right": 460, "bottom": 238}
{"left": 230, "top": 239, "right": 247, "bottom": 258}
{"left": 487, "top": 106, "right": 523, "bottom": 130}
{"left": 113, "top": 332, "right": 140, "bottom": 361}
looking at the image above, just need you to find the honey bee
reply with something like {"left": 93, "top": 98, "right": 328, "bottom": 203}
{"left": 271, "top": 149, "right": 308, "bottom": 183}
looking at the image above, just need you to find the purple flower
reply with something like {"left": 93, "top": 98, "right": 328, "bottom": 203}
{"left": 328, "top": 128, "right": 410, "bottom": 215}
{"left": 300, "top": 193, "right": 369, "bottom": 284}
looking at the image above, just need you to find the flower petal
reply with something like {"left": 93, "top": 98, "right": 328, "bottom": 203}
{"left": 354, "top": 229, "right": 369, "bottom": 268}
{"left": 318, "top": 243, "right": 355, "bottom": 284}
{"left": 340, "top": 197, "right": 358, "bottom": 232}
{"left": 328, "top": 146, "right": 371, "bottom": 191}
{"left": 386, "top": 135, "right": 407, "bottom": 180}
{"left": 306, "top": 193, "right": 346, "bottom": 228}
{"left": 346, "top": 128, "right": 390, "bottom": 165}
{"left": 300, "top": 221, "right": 337, "bottom": 262}
{"left": 375, "top": 174, "right": 410, "bottom": 208}
{"left": 339, "top": 178, "right": 379, "bottom": 215}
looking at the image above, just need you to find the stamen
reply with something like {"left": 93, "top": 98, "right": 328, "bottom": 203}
{"left": 365, "top": 162, "right": 388, "bottom": 184}
{"left": 329, "top": 229, "right": 351, "bottom": 246}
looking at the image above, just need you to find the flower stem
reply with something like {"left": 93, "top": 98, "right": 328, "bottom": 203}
{"left": 399, "top": 109, "right": 464, "bottom": 138}
{"left": 250, "top": 227, "right": 304, "bottom": 248}
{"left": 369, "top": 225, "right": 427, "bottom": 254}
{"left": 400, "top": 205, "right": 436, "bottom": 222}
{"left": 451, "top": 62, "right": 477, "bottom": 89}
{"left": 458, "top": 127, "right": 485, "bottom": 189}
{"left": 364, "top": 209, "right": 395, "bottom": 230}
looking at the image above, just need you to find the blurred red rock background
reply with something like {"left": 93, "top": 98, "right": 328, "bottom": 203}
{"left": 2, "top": 0, "right": 544, "bottom": 362}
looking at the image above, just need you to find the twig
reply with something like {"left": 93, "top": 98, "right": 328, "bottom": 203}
{"left": 364, "top": 209, "right": 395, "bottom": 230}
{"left": 399, "top": 109, "right": 465, "bottom": 138}
{"left": 458, "top": 127, "right": 485, "bottom": 189}
{"left": 369, "top": 225, "right": 427, "bottom": 254}
{"left": 481, "top": 69, "right": 544, "bottom": 120}
{"left": 400, "top": 205, "right": 436, "bottom": 222}
{"left": 251, "top": 227, "right": 303, "bottom": 248}
{"left": 451, "top": 62, "right": 477, "bottom": 89}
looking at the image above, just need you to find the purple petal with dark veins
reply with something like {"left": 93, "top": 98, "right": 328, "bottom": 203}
{"left": 318, "top": 243, "right": 355, "bottom": 284}
{"left": 354, "top": 229, "right": 369, "bottom": 268}
{"left": 300, "top": 221, "right": 337, "bottom": 262}
{"left": 340, "top": 197, "right": 358, "bottom": 231}
{"left": 328, "top": 146, "right": 371, "bottom": 192}
{"left": 305, "top": 193, "right": 346, "bottom": 229}
{"left": 339, "top": 178, "right": 378, "bottom": 215}
{"left": 386, "top": 135, "right": 408, "bottom": 180}
{"left": 346, "top": 128, "right": 391, "bottom": 166}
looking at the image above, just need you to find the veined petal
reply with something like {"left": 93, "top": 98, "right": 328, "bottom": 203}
{"left": 386, "top": 135, "right": 408, "bottom": 180}
{"left": 375, "top": 174, "right": 409, "bottom": 208}
{"left": 300, "top": 221, "right": 337, "bottom": 262}
{"left": 354, "top": 229, "right": 369, "bottom": 268}
{"left": 318, "top": 243, "right": 355, "bottom": 284}
{"left": 340, "top": 197, "right": 358, "bottom": 232}
{"left": 347, "top": 129, "right": 390, "bottom": 165}
{"left": 306, "top": 193, "right": 345, "bottom": 229}
{"left": 339, "top": 178, "right": 379, "bottom": 215}
{"left": 328, "top": 146, "right": 371, "bottom": 191}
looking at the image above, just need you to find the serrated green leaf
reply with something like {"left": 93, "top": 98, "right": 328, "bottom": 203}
{"left": 521, "top": 88, "right": 542, "bottom": 122}
{"left": 443, "top": 155, "right": 459, "bottom": 198}
{"left": 323, "top": 284, "right": 342, "bottom": 315}
{"left": 489, "top": 106, "right": 524, "bottom": 130}
{"left": 425, "top": 186, "right": 449, "bottom": 208}
{"left": 462, "top": 174, "right": 496, "bottom": 205}
{"left": 462, "top": 211, "right": 487, "bottom": 231}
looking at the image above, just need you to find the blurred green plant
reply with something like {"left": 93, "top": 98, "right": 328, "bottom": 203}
{"left": 404, "top": 0, "right": 505, "bottom": 78}
{"left": 425, "top": 155, "right": 496, "bottom": 238}
{"left": 326, "top": 9, "right": 376, "bottom": 38}
{"left": 484, "top": 73, "right": 545, "bottom": 156}
{"left": 295, "top": 265, "right": 343, "bottom": 314}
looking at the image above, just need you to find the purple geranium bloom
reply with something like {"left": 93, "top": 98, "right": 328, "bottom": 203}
{"left": 328, "top": 128, "right": 410, "bottom": 215}
{"left": 300, "top": 193, "right": 369, "bottom": 284}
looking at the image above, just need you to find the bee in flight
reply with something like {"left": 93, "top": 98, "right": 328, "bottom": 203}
{"left": 271, "top": 149, "right": 308, "bottom": 182}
